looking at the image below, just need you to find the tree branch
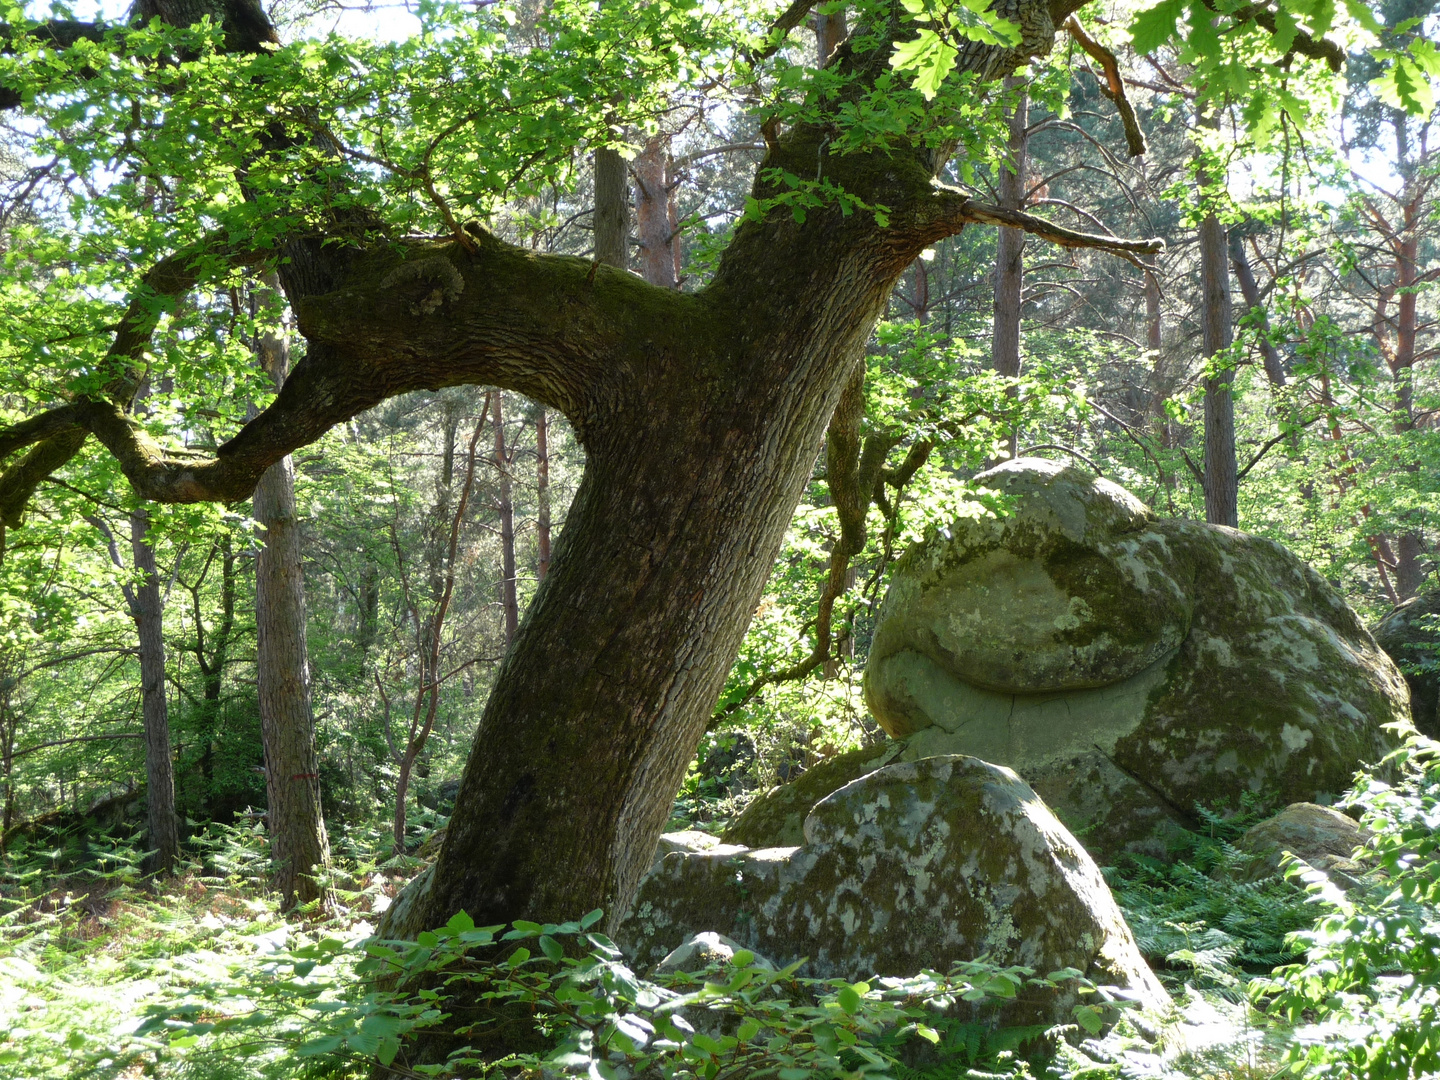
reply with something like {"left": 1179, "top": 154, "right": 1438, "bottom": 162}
{"left": 922, "top": 189, "right": 1164, "bottom": 267}
{"left": 1064, "top": 17, "right": 1147, "bottom": 158}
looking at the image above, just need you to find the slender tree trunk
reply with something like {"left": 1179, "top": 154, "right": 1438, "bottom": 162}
{"left": 634, "top": 136, "right": 681, "bottom": 290}
{"left": 1228, "top": 231, "right": 1286, "bottom": 387}
{"left": 357, "top": 561, "right": 380, "bottom": 658}
{"left": 594, "top": 149, "right": 630, "bottom": 270}
{"left": 1392, "top": 212, "right": 1425, "bottom": 598}
{"left": 1199, "top": 211, "right": 1237, "bottom": 527}
{"left": 536, "top": 407, "right": 552, "bottom": 583}
{"left": 253, "top": 279, "right": 330, "bottom": 909}
{"left": 1, "top": 659, "right": 14, "bottom": 843}
{"left": 130, "top": 510, "right": 180, "bottom": 875}
{"left": 493, "top": 393, "right": 519, "bottom": 646}
{"left": 991, "top": 74, "right": 1027, "bottom": 458}
{"left": 197, "top": 537, "right": 235, "bottom": 795}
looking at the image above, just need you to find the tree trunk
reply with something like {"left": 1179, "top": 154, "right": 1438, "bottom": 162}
{"left": 492, "top": 393, "right": 519, "bottom": 646}
{"left": 594, "top": 149, "right": 630, "bottom": 270}
{"left": 1228, "top": 231, "right": 1286, "bottom": 387}
{"left": 815, "top": 4, "right": 847, "bottom": 64}
{"left": 991, "top": 75, "right": 1027, "bottom": 459}
{"left": 403, "top": 148, "right": 952, "bottom": 941}
{"left": 253, "top": 282, "right": 330, "bottom": 909}
{"left": 130, "top": 510, "right": 180, "bottom": 875}
{"left": 634, "top": 136, "right": 681, "bottom": 290}
{"left": 535, "top": 407, "right": 552, "bottom": 583}
{"left": 1199, "top": 211, "right": 1237, "bottom": 527}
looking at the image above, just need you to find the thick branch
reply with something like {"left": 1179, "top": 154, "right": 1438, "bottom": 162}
{"left": 1065, "top": 17, "right": 1147, "bottom": 158}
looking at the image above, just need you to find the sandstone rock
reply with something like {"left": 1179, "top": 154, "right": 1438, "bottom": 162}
{"left": 1373, "top": 592, "right": 1440, "bottom": 737}
{"left": 618, "top": 756, "right": 1170, "bottom": 1026}
{"left": 1236, "top": 802, "right": 1371, "bottom": 883}
{"left": 721, "top": 744, "right": 897, "bottom": 848}
{"left": 863, "top": 459, "right": 1412, "bottom": 862}
{"left": 654, "top": 931, "right": 775, "bottom": 975}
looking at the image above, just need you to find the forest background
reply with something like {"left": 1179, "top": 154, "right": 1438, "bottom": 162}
{"left": 0, "top": 0, "right": 1438, "bottom": 1073}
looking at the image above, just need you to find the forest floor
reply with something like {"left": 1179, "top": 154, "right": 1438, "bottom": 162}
{"left": 0, "top": 803, "right": 1338, "bottom": 1080}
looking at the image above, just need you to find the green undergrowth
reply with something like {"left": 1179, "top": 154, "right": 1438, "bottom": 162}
{"left": 5, "top": 738, "right": 1440, "bottom": 1080}
{"left": 1105, "top": 796, "right": 1318, "bottom": 992}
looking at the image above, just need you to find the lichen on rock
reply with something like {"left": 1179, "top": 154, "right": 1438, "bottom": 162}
{"left": 619, "top": 756, "right": 1170, "bottom": 1027}
{"left": 862, "top": 459, "right": 1412, "bottom": 861}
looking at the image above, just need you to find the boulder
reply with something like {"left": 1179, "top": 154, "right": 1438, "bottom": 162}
{"left": 618, "top": 756, "right": 1170, "bottom": 1026}
{"left": 1235, "top": 802, "right": 1370, "bottom": 883}
{"left": 722, "top": 744, "right": 896, "bottom": 848}
{"left": 1373, "top": 592, "right": 1440, "bottom": 737}
{"left": 862, "top": 459, "right": 1412, "bottom": 862}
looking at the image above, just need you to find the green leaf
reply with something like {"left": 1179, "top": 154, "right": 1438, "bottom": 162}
{"left": 888, "top": 29, "right": 958, "bottom": 100}
{"left": 508, "top": 946, "right": 532, "bottom": 967}
{"left": 539, "top": 934, "right": 565, "bottom": 961}
{"left": 580, "top": 908, "right": 605, "bottom": 929}
{"left": 737, "top": 1019, "right": 761, "bottom": 1042}
{"left": 837, "top": 985, "right": 861, "bottom": 1014}
{"left": 731, "top": 948, "right": 755, "bottom": 968}
{"left": 298, "top": 1035, "right": 345, "bottom": 1056}
{"left": 447, "top": 910, "right": 475, "bottom": 933}
{"left": 1130, "top": 0, "right": 1185, "bottom": 54}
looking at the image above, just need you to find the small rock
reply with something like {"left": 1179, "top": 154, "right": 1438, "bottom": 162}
{"left": 654, "top": 931, "right": 774, "bottom": 975}
{"left": 1236, "top": 802, "right": 1371, "bottom": 882}
{"left": 721, "top": 744, "right": 897, "bottom": 848}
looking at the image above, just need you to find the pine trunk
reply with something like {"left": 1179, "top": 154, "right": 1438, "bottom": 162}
{"left": 253, "top": 292, "right": 330, "bottom": 909}
{"left": 492, "top": 394, "right": 519, "bottom": 646}
{"left": 535, "top": 407, "right": 552, "bottom": 583}
{"left": 594, "top": 149, "right": 630, "bottom": 270}
{"left": 130, "top": 510, "right": 180, "bottom": 875}
{"left": 255, "top": 452, "right": 331, "bottom": 907}
{"left": 1199, "top": 211, "right": 1237, "bottom": 527}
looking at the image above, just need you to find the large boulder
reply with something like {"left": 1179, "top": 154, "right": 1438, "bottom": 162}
{"left": 618, "top": 756, "right": 1170, "bottom": 1026}
{"left": 1373, "top": 592, "right": 1440, "bottom": 737}
{"left": 722, "top": 744, "right": 896, "bottom": 848}
{"left": 863, "top": 459, "right": 1411, "bottom": 862}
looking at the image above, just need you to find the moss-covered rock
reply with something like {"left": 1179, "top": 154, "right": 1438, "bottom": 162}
{"left": 618, "top": 756, "right": 1169, "bottom": 1026}
{"left": 1234, "top": 802, "right": 1370, "bottom": 884}
{"left": 1373, "top": 592, "right": 1440, "bottom": 737}
{"left": 864, "top": 459, "right": 1411, "bottom": 862}
{"left": 721, "top": 744, "right": 897, "bottom": 848}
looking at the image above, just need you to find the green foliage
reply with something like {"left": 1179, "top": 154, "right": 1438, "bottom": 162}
{"left": 1106, "top": 797, "right": 1317, "bottom": 992}
{"left": 136, "top": 908, "right": 1118, "bottom": 1080}
{"left": 1256, "top": 734, "right": 1440, "bottom": 1079}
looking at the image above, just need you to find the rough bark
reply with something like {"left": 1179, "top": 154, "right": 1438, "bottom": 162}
{"left": 253, "top": 293, "right": 331, "bottom": 909}
{"left": 492, "top": 394, "right": 520, "bottom": 647}
{"left": 991, "top": 74, "right": 1028, "bottom": 382}
{"left": 1200, "top": 211, "right": 1237, "bottom": 527}
{"left": 991, "top": 74, "right": 1028, "bottom": 459}
{"left": 535, "top": 407, "right": 552, "bottom": 583}
{"left": 816, "top": 4, "right": 847, "bottom": 64}
{"left": 634, "top": 136, "right": 681, "bottom": 290}
{"left": 130, "top": 510, "right": 180, "bottom": 875}
{"left": 594, "top": 149, "right": 630, "bottom": 270}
